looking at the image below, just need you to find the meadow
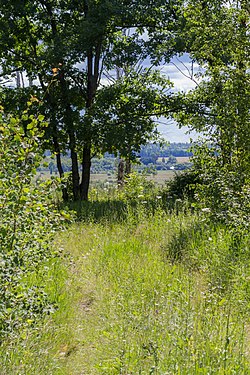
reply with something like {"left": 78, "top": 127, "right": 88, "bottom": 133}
{"left": 156, "top": 157, "right": 191, "bottom": 164}
{"left": 36, "top": 170, "right": 176, "bottom": 187}
{"left": 1, "top": 185, "right": 250, "bottom": 375}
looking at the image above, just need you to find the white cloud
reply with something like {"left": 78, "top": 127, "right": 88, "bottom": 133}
{"left": 155, "top": 56, "right": 201, "bottom": 141}
{"left": 155, "top": 117, "right": 198, "bottom": 143}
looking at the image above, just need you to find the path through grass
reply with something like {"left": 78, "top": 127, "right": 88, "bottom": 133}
{"left": 1, "top": 207, "right": 249, "bottom": 374}
{"left": 56, "top": 211, "right": 250, "bottom": 374}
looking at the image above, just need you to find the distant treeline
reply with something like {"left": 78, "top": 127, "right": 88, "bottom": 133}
{"left": 39, "top": 143, "right": 192, "bottom": 174}
{"left": 140, "top": 143, "right": 192, "bottom": 158}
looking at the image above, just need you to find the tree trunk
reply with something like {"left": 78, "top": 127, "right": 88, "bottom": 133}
{"left": 80, "top": 44, "right": 101, "bottom": 200}
{"left": 117, "top": 158, "right": 125, "bottom": 187}
{"left": 71, "top": 149, "right": 80, "bottom": 201}
{"left": 125, "top": 158, "right": 131, "bottom": 175}
{"left": 42, "top": 2, "right": 77, "bottom": 201}
{"left": 52, "top": 135, "right": 69, "bottom": 202}
{"left": 80, "top": 146, "right": 91, "bottom": 201}
{"left": 59, "top": 69, "right": 80, "bottom": 201}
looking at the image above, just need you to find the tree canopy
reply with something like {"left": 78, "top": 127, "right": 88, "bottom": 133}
{"left": 0, "top": 0, "right": 186, "bottom": 200}
{"left": 0, "top": 0, "right": 249, "bottom": 204}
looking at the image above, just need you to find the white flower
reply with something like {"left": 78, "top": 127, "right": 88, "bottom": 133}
{"left": 201, "top": 208, "right": 211, "bottom": 213}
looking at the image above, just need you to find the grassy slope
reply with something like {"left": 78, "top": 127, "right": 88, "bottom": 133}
{"left": 57, "top": 210, "right": 250, "bottom": 374}
{"left": 2, "top": 207, "right": 249, "bottom": 374}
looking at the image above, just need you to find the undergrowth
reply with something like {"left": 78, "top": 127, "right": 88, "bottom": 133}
{"left": 54, "top": 208, "right": 250, "bottom": 374}
{"left": 1, "top": 168, "right": 249, "bottom": 374}
{"left": 0, "top": 111, "right": 69, "bottom": 373}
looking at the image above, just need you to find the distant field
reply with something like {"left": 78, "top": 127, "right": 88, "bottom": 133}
{"left": 90, "top": 173, "right": 115, "bottom": 185}
{"left": 147, "top": 170, "right": 176, "bottom": 185}
{"left": 36, "top": 170, "right": 176, "bottom": 187}
{"left": 157, "top": 156, "right": 191, "bottom": 163}
{"left": 176, "top": 156, "right": 191, "bottom": 163}
{"left": 90, "top": 171, "right": 176, "bottom": 186}
{"left": 36, "top": 171, "right": 116, "bottom": 185}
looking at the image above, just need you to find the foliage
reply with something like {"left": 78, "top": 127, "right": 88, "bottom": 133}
{"left": 161, "top": 169, "right": 201, "bottom": 209}
{"left": 0, "top": 0, "right": 186, "bottom": 201}
{"left": 172, "top": 0, "right": 250, "bottom": 229}
{"left": 0, "top": 109, "right": 65, "bottom": 340}
{"left": 70, "top": 173, "right": 160, "bottom": 223}
{"left": 140, "top": 143, "right": 193, "bottom": 158}
{"left": 36, "top": 208, "right": 250, "bottom": 374}
{"left": 1, "top": 1, "right": 250, "bottom": 373}
{"left": 86, "top": 69, "right": 173, "bottom": 160}
{"left": 117, "top": 172, "right": 157, "bottom": 203}
{"left": 191, "top": 143, "right": 250, "bottom": 234}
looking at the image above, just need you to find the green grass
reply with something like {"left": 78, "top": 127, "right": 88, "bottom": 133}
{"left": 58, "top": 212, "right": 250, "bottom": 374}
{"left": 0, "top": 255, "right": 69, "bottom": 375}
{"left": 1, "top": 202, "right": 250, "bottom": 374}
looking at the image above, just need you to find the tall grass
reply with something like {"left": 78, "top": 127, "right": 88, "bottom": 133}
{"left": 0, "top": 252, "right": 71, "bottom": 375}
{"left": 2, "top": 193, "right": 249, "bottom": 374}
{"left": 55, "top": 203, "right": 250, "bottom": 374}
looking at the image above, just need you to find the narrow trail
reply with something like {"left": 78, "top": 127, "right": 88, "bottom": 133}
{"left": 53, "top": 215, "right": 250, "bottom": 374}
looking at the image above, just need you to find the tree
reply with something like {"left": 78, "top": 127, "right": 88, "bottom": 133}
{"left": 87, "top": 68, "right": 172, "bottom": 159}
{"left": 172, "top": 0, "right": 250, "bottom": 226}
{"left": 0, "top": 0, "right": 185, "bottom": 201}
{"left": 180, "top": 0, "right": 250, "bottom": 175}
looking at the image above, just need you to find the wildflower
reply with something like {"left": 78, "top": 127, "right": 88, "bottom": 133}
{"left": 201, "top": 207, "right": 211, "bottom": 213}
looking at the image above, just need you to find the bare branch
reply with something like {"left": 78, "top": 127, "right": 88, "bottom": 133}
{"left": 170, "top": 60, "right": 199, "bottom": 86}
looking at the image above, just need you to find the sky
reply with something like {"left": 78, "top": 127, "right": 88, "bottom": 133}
{"left": 146, "top": 54, "right": 200, "bottom": 143}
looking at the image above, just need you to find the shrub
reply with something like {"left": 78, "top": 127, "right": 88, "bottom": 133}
{"left": 118, "top": 172, "right": 157, "bottom": 202}
{"left": 196, "top": 168, "right": 250, "bottom": 234}
{"left": 191, "top": 143, "right": 250, "bottom": 235}
{"left": 0, "top": 109, "right": 64, "bottom": 340}
{"left": 161, "top": 169, "right": 201, "bottom": 209}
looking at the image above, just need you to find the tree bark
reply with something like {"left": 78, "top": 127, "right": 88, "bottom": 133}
{"left": 125, "top": 159, "right": 131, "bottom": 175}
{"left": 71, "top": 149, "right": 80, "bottom": 201}
{"left": 117, "top": 158, "right": 125, "bottom": 187}
{"left": 79, "top": 43, "right": 101, "bottom": 200}
{"left": 59, "top": 69, "right": 80, "bottom": 201}
{"left": 44, "top": 1, "right": 80, "bottom": 201}
{"left": 80, "top": 146, "right": 91, "bottom": 201}
{"left": 38, "top": 69, "right": 70, "bottom": 202}
{"left": 52, "top": 135, "right": 69, "bottom": 202}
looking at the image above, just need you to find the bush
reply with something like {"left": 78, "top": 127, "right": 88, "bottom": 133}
{"left": 196, "top": 167, "right": 250, "bottom": 234}
{"left": 0, "top": 109, "right": 65, "bottom": 340}
{"left": 161, "top": 169, "right": 201, "bottom": 209}
{"left": 118, "top": 172, "right": 157, "bottom": 202}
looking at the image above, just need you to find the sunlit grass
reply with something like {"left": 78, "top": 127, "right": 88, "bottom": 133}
{"left": 57, "top": 209, "right": 250, "bottom": 374}
{"left": 1, "top": 201, "right": 249, "bottom": 374}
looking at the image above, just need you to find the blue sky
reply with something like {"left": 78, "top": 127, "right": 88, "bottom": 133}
{"left": 145, "top": 53, "right": 200, "bottom": 143}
